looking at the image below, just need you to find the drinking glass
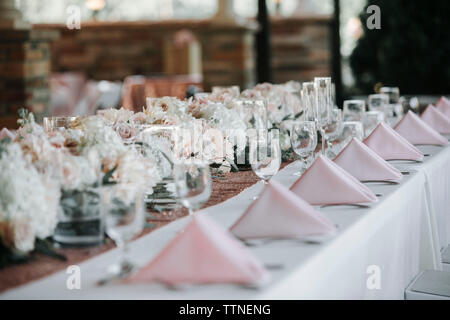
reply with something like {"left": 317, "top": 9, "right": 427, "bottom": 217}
{"left": 302, "top": 82, "right": 317, "bottom": 122}
{"left": 290, "top": 121, "right": 317, "bottom": 175}
{"left": 368, "top": 94, "right": 389, "bottom": 113}
{"left": 250, "top": 131, "right": 281, "bottom": 199}
{"left": 363, "top": 111, "right": 385, "bottom": 138}
{"left": 212, "top": 85, "right": 240, "bottom": 98}
{"left": 333, "top": 121, "right": 365, "bottom": 156}
{"left": 314, "top": 77, "right": 332, "bottom": 155}
{"left": 98, "top": 183, "right": 145, "bottom": 283}
{"left": 138, "top": 125, "right": 181, "bottom": 220}
{"left": 323, "top": 108, "right": 343, "bottom": 158}
{"left": 343, "top": 100, "right": 366, "bottom": 121}
{"left": 380, "top": 87, "right": 400, "bottom": 104}
{"left": 233, "top": 99, "right": 268, "bottom": 130}
{"left": 43, "top": 116, "right": 79, "bottom": 132}
{"left": 173, "top": 160, "right": 212, "bottom": 216}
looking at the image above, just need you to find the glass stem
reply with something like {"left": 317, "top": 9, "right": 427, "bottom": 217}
{"left": 321, "top": 129, "right": 326, "bottom": 156}
{"left": 188, "top": 208, "right": 195, "bottom": 216}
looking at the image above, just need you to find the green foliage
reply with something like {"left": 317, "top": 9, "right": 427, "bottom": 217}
{"left": 350, "top": 0, "right": 450, "bottom": 95}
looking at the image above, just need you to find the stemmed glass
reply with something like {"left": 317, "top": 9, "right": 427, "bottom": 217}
{"left": 302, "top": 82, "right": 318, "bottom": 122}
{"left": 173, "top": 160, "right": 212, "bottom": 217}
{"left": 333, "top": 121, "right": 365, "bottom": 156}
{"left": 290, "top": 121, "right": 317, "bottom": 176}
{"left": 98, "top": 183, "right": 145, "bottom": 285}
{"left": 343, "top": 100, "right": 366, "bottom": 121}
{"left": 363, "top": 111, "right": 385, "bottom": 138}
{"left": 250, "top": 130, "right": 281, "bottom": 199}
{"left": 368, "top": 94, "right": 389, "bottom": 113}
{"left": 323, "top": 108, "right": 343, "bottom": 158}
{"left": 314, "top": 77, "right": 332, "bottom": 155}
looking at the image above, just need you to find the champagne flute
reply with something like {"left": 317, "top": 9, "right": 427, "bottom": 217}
{"left": 314, "top": 77, "right": 332, "bottom": 155}
{"left": 98, "top": 183, "right": 145, "bottom": 285}
{"left": 290, "top": 121, "right": 317, "bottom": 176}
{"left": 173, "top": 160, "right": 212, "bottom": 216}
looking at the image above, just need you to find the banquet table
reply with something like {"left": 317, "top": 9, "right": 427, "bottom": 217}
{"left": 1, "top": 144, "right": 449, "bottom": 300}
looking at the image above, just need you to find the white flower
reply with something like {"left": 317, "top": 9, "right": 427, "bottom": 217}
{"left": 0, "top": 142, "right": 60, "bottom": 252}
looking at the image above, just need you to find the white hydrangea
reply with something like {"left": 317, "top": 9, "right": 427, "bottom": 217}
{"left": 0, "top": 143, "right": 60, "bottom": 252}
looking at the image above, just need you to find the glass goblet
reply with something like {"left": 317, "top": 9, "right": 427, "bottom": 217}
{"left": 363, "top": 111, "right": 385, "bottom": 138}
{"left": 343, "top": 100, "right": 366, "bottom": 122}
{"left": 249, "top": 131, "right": 281, "bottom": 199}
{"left": 98, "top": 183, "right": 145, "bottom": 284}
{"left": 173, "top": 160, "right": 212, "bottom": 216}
{"left": 290, "top": 121, "right": 317, "bottom": 176}
{"left": 323, "top": 108, "right": 343, "bottom": 158}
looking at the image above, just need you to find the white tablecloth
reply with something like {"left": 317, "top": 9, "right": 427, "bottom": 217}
{"left": 2, "top": 145, "right": 450, "bottom": 300}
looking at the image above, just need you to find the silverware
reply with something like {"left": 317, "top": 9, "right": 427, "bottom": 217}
{"left": 362, "top": 180, "right": 399, "bottom": 185}
{"left": 319, "top": 203, "right": 371, "bottom": 209}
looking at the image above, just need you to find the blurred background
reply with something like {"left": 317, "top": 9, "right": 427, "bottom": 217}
{"left": 1, "top": 0, "right": 449, "bottom": 127}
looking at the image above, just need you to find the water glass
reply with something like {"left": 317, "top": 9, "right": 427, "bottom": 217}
{"left": 323, "top": 108, "right": 343, "bottom": 158}
{"left": 290, "top": 121, "right": 317, "bottom": 175}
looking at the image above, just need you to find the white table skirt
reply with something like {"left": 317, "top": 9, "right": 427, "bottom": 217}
{"left": 1, "top": 145, "right": 450, "bottom": 300}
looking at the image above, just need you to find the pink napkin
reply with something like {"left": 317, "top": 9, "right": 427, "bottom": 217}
{"left": 290, "top": 155, "right": 377, "bottom": 205}
{"left": 230, "top": 180, "right": 336, "bottom": 240}
{"left": 364, "top": 122, "right": 424, "bottom": 161}
{"left": 127, "top": 214, "right": 269, "bottom": 286}
{"left": 436, "top": 97, "right": 450, "bottom": 118}
{"left": 0, "top": 128, "right": 16, "bottom": 140}
{"left": 334, "top": 138, "right": 402, "bottom": 182}
{"left": 394, "top": 110, "right": 448, "bottom": 146}
{"left": 421, "top": 104, "right": 450, "bottom": 135}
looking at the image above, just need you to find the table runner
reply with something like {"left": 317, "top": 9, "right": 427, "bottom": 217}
{"left": 0, "top": 163, "right": 291, "bottom": 293}
{"left": 1, "top": 146, "right": 449, "bottom": 299}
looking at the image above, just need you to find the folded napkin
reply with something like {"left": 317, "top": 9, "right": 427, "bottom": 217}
{"left": 364, "top": 122, "right": 424, "bottom": 161}
{"left": 290, "top": 155, "right": 377, "bottom": 205}
{"left": 421, "top": 104, "right": 450, "bottom": 135}
{"left": 230, "top": 180, "right": 336, "bottom": 240}
{"left": 0, "top": 128, "right": 16, "bottom": 140}
{"left": 127, "top": 214, "right": 269, "bottom": 286}
{"left": 436, "top": 96, "right": 450, "bottom": 118}
{"left": 334, "top": 138, "right": 402, "bottom": 182}
{"left": 394, "top": 110, "right": 448, "bottom": 146}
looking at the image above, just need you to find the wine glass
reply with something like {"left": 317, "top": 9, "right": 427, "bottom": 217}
{"left": 290, "top": 121, "right": 317, "bottom": 176}
{"left": 368, "top": 94, "right": 389, "bottom": 113}
{"left": 250, "top": 131, "right": 281, "bottom": 199}
{"left": 323, "top": 108, "right": 343, "bottom": 158}
{"left": 233, "top": 99, "right": 268, "bottom": 130}
{"left": 363, "top": 111, "right": 385, "bottom": 138}
{"left": 380, "top": 87, "right": 403, "bottom": 126}
{"left": 343, "top": 100, "right": 366, "bottom": 121}
{"left": 314, "top": 77, "right": 332, "bottom": 155}
{"left": 334, "top": 121, "right": 364, "bottom": 156}
{"left": 98, "top": 183, "right": 145, "bottom": 284}
{"left": 173, "top": 160, "right": 212, "bottom": 216}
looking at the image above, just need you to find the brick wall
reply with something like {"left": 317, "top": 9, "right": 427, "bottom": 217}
{"left": 0, "top": 29, "right": 59, "bottom": 128}
{"left": 271, "top": 16, "right": 332, "bottom": 83}
{"left": 33, "top": 15, "right": 332, "bottom": 89}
